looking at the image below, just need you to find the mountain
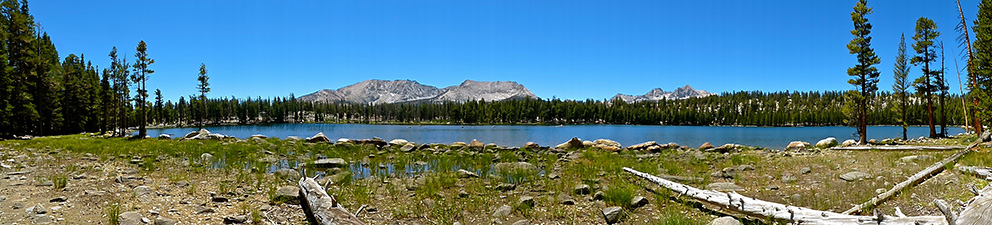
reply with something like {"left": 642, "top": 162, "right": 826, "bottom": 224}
{"left": 298, "top": 79, "right": 536, "bottom": 104}
{"left": 613, "top": 85, "right": 714, "bottom": 102}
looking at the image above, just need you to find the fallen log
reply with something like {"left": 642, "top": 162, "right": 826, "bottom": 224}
{"left": 623, "top": 167, "right": 947, "bottom": 225}
{"left": 841, "top": 132, "right": 988, "bottom": 215}
{"left": 831, "top": 146, "right": 966, "bottom": 151}
{"left": 955, "top": 165, "right": 992, "bottom": 225}
{"left": 298, "top": 177, "right": 363, "bottom": 225}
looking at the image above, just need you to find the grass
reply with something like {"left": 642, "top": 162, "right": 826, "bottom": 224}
{"left": 51, "top": 173, "right": 68, "bottom": 190}
{"left": 106, "top": 202, "right": 121, "bottom": 225}
{"left": 603, "top": 178, "right": 636, "bottom": 209}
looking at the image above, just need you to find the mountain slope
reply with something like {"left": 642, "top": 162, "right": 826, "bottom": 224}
{"left": 613, "top": 85, "right": 714, "bottom": 102}
{"left": 434, "top": 80, "right": 537, "bottom": 102}
{"left": 297, "top": 80, "right": 441, "bottom": 104}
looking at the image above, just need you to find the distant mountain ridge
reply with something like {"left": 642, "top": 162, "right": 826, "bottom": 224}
{"left": 612, "top": 85, "right": 714, "bottom": 102}
{"left": 298, "top": 79, "right": 536, "bottom": 104}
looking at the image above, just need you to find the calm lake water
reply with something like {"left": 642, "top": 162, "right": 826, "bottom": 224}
{"left": 144, "top": 124, "right": 965, "bottom": 149}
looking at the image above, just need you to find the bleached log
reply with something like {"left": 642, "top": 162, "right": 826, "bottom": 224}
{"left": 955, "top": 165, "right": 992, "bottom": 225}
{"left": 623, "top": 167, "right": 946, "bottom": 225}
{"left": 956, "top": 166, "right": 992, "bottom": 179}
{"left": 831, "top": 146, "right": 966, "bottom": 151}
{"left": 934, "top": 199, "right": 957, "bottom": 225}
{"left": 298, "top": 177, "right": 363, "bottom": 225}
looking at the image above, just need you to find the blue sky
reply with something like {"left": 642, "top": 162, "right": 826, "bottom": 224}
{"left": 30, "top": 0, "right": 979, "bottom": 102}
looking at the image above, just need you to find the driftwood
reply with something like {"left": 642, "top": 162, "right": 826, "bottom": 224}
{"left": 842, "top": 133, "right": 988, "bottom": 215}
{"left": 298, "top": 177, "right": 363, "bottom": 225}
{"left": 623, "top": 167, "right": 947, "bottom": 225}
{"left": 955, "top": 165, "right": 992, "bottom": 225}
{"left": 831, "top": 146, "right": 966, "bottom": 151}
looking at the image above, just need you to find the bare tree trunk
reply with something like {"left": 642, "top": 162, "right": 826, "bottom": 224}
{"left": 298, "top": 177, "right": 363, "bottom": 225}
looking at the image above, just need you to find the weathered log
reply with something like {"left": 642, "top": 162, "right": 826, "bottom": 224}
{"left": 842, "top": 134, "right": 988, "bottom": 215}
{"left": 623, "top": 167, "right": 947, "bottom": 225}
{"left": 298, "top": 177, "right": 362, "bottom": 225}
{"left": 955, "top": 165, "right": 992, "bottom": 225}
{"left": 956, "top": 166, "right": 992, "bottom": 179}
{"left": 831, "top": 146, "right": 966, "bottom": 151}
{"left": 934, "top": 199, "right": 957, "bottom": 225}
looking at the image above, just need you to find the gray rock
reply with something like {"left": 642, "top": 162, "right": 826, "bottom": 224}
{"left": 49, "top": 196, "right": 66, "bottom": 202}
{"left": 312, "top": 158, "right": 347, "bottom": 168}
{"left": 200, "top": 153, "right": 213, "bottom": 163}
{"left": 548, "top": 172, "right": 560, "bottom": 179}
{"left": 273, "top": 186, "right": 301, "bottom": 204}
{"left": 457, "top": 169, "right": 479, "bottom": 178}
{"left": 458, "top": 189, "right": 469, "bottom": 198}
{"left": 493, "top": 162, "right": 538, "bottom": 174}
{"left": 517, "top": 195, "right": 535, "bottom": 208}
{"left": 274, "top": 168, "right": 301, "bottom": 182}
{"left": 33, "top": 214, "right": 52, "bottom": 224}
{"left": 900, "top": 155, "right": 933, "bottom": 162}
{"left": 574, "top": 184, "right": 591, "bottom": 195}
{"left": 781, "top": 173, "right": 797, "bottom": 183}
{"left": 511, "top": 220, "right": 531, "bottom": 225}
{"left": 224, "top": 215, "right": 248, "bottom": 224}
{"left": 30, "top": 203, "right": 47, "bottom": 214}
{"left": 119, "top": 211, "right": 143, "bottom": 225}
{"left": 496, "top": 183, "right": 516, "bottom": 191}
{"left": 194, "top": 206, "right": 215, "bottom": 214}
{"left": 388, "top": 139, "right": 409, "bottom": 146}
{"left": 157, "top": 134, "right": 171, "bottom": 140}
{"left": 285, "top": 136, "right": 302, "bottom": 141}
{"left": 602, "top": 206, "right": 624, "bottom": 224}
{"left": 212, "top": 195, "right": 228, "bottom": 202}
{"left": 13, "top": 201, "right": 24, "bottom": 209}
{"left": 492, "top": 204, "right": 512, "bottom": 217}
{"left": 710, "top": 216, "right": 743, "bottom": 225}
{"left": 786, "top": 141, "right": 809, "bottom": 151}
{"left": 593, "top": 191, "right": 605, "bottom": 200}
{"left": 556, "top": 137, "right": 585, "bottom": 149}
{"left": 306, "top": 132, "right": 330, "bottom": 143}
{"left": 400, "top": 143, "right": 416, "bottom": 152}
{"left": 134, "top": 186, "right": 153, "bottom": 197}
{"left": 765, "top": 185, "right": 780, "bottom": 190}
{"left": 737, "top": 164, "right": 755, "bottom": 171}
{"left": 36, "top": 178, "right": 54, "bottom": 186}
{"left": 559, "top": 193, "right": 575, "bottom": 205}
{"left": 815, "top": 137, "right": 838, "bottom": 148}
{"left": 705, "top": 182, "right": 744, "bottom": 192}
{"left": 155, "top": 216, "right": 177, "bottom": 225}
{"left": 841, "top": 139, "right": 857, "bottom": 147}
{"left": 840, "top": 171, "right": 871, "bottom": 182}
{"left": 631, "top": 196, "right": 649, "bottom": 208}
{"left": 799, "top": 167, "right": 812, "bottom": 174}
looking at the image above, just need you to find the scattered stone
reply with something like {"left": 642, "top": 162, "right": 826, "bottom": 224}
{"left": 13, "top": 202, "right": 25, "bottom": 209}
{"left": 786, "top": 141, "right": 809, "bottom": 151}
{"left": 388, "top": 139, "right": 409, "bottom": 146}
{"left": 36, "top": 178, "right": 54, "bottom": 186}
{"left": 157, "top": 134, "right": 172, "bottom": 140}
{"left": 155, "top": 216, "right": 177, "bottom": 225}
{"left": 259, "top": 205, "right": 271, "bottom": 212}
{"left": 134, "top": 186, "right": 153, "bottom": 197}
{"left": 49, "top": 196, "right": 66, "bottom": 202}
{"left": 592, "top": 139, "right": 622, "bottom": 151}
{"left": 493, "top": 162, "right": 538, "bottom": 174}
{"left": 30, "top": 203, "right": 47, "bottom": 214}
{"left": 593, "top": 191, "right": 605, "bottom": 200}
{"left": 556, "top": 137, "right": 585, "bottom": 149}
{"left": 799, "top": 167, "right": 811, "bottom": 174}
{"left": 574, "top": 184, "right": 591, "bottom": 195}
{"left": 496, "top": 183, "right": 516, "bottom": 191}
{"left": 765, "top": 185, "right": 780, "bottom": 190}
{"left": 710, "top": 216, "right": 743, "bottom": 225}
{"left": 119, "top": 211, "right": 143, "bottom": 225}
{"left": 457, "top": 169, "right": 479, "bottom": 178}
{"left": 524, "top": 142, "right": 540, "bottom": 149}
{"left": 840, "top": 171, "right": 871, "bottom": 182}
{"left": 273, "top": 186, "right": 301, "bottom": 204}
{"left": 602, "top": 206, "right": 624, "bottom": 224}
{"left": 517, "top": 195, "right": 535, "bottom": 208}
{"left": 626, "top": 141, "right": 659, "bottom": 151}
{"left": 815, "top": 137, "right": 838, "bottom": 148}
{"left": 200, "top": 153, "right": 213, "bottom": 163}
{"left": 781, "top": 173, "right": 797, "bottom": 183}
{"left": 224, "top": 215, "right": 248, "bottom": 224}
{"left": 450, "top": 142, "right": 467, "bottom": 147}
{"left": 698, "top": 142, "right": 714, "bottom": 150}
{"left": 212, "top": 195, "right": 228, "bottom": 202}
{"left": 459, "top": 189, "right": 469, "bottom": 198}
{"left": 841, "top": 139, "right": 857, "bottom": 147}
{"left": 274, "top": 168, "right": 301, "bottom": 182}
{"left": 306, "top": 132, "right": 331, "bottom": 143}
{"left": 559, "top": 193, "right": 575, "bottom": 205}
{"left": 312, "top": 158, "right": 347, "bottom": 168}
{"left": 711, "top": 144, "right": 740, "bottom": 153}
{"left": 468, "top": 139, "right": 485, "bottom": 148}
{"left": 737, "top": 164, "right": 755, "bottom": 171}
{"left": 492, "top": 204, "right": 512, "bottom": 217}
{"left": 631, "top": 196, "right": 649, "bottom": 208}
{"left": 194, "top": 206, "right": 215, "bottom": 214}
{"left": 705, "top": 182, "right": 744, "bottom": 192}
{"left": 400, "top": 143, "right": 416, "bottom": 152}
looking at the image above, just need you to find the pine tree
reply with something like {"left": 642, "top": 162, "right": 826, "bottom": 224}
{"left": 957, "top": 0, "right": 982, "bottom": 134}
{"left": 912, "top": 17, "right": 940, "bottom": 138}
{"left": 154, "top": 89, "right": 163, "bottom": 125}
{"left": 197, "top": 63, "right": 209, "bottom": 129}
{"left": 846, "top": 0, "right": 881, "bottom": 144}
{"left": 131, "top": 41, "right": 154, "bottom": 138}
{"left": 938, "top": 41, "right": 949, "bottom": 137}
{"left": 4, "top": 0, "right": 40, "bottom": 135}
{"left": 893, "top": 34, "right": 911, "bottom": 140}
{"left": 100, "top": 68, "right": 112, "bottom": 134}
{"left": 974, "top": 0, "right": 992, "bottom": 133}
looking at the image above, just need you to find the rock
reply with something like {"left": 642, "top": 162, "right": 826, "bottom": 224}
{"left": 365, "top": 137, "right": 388, "bottom": 147}
{"left": 868, "top": 139, "right": 878, "bottom": 144}
{"left": 285, "top": 136, "right": 302, "bottom": 141}
{"left": 524, "top": 142, "right": 540, "bottom": 149}
{"left": 274, "top": 168, "right": 301, "bottom": 182}
{"left": 493, "top": 162, "right": 538, "bottom": 174}
{"left": 13, "top": 202, "right": 24, "bottom": 209}
{"left": 602, "top": 206, "right": 624, "bottom": 224}
{"left": 133, "top": 186, "right": 153, "bottom": 197}
{"left": 556, "top": 137, "right": 585, "bottom": 149}
{"left": 592, "top": 139, "right": 622, "bottom": 151}
{"left": 459, "top": 189, "right": 469, "bottom": 198}
{"left": 450, "top": 142, "right": 467, "bottom": 147}
{"left": 626, "top": 141, "right": 659, "bottom": 151}
{"left": 154, "top": 216, "right": 177, "bottom": 225}
{"left": 335, "top": 138, "right": 351, "bottom": 144}
{"left": 511, "top": 219, "right": 531, "bottom": 225}
{"left": 548, "top": 173, "right": 560, "bottom": 179}
{"left": 496, "top": 183, "right": 516, "bottom": 191}
{"left": 36, "top": 178, "right": 54, "bottom": 186}
{"left": 119, "top": 211, "right": 143, "bottom": 225}
{"left": 305, "top": 132, "right": 330, "bottom": 143}
{"left": 799, "top": 167, "right": 811, "bottom": 174}
{"left": 388, "top": 139, "right": 409, "bottom": 146}
{"left": 517, "top": 195, "right": 535, "bottom": 208}
{"left": 200, "top": 153, "right": 213, "bottom": 163}
{"left": 710, "top": 216, "right": 743, "bottom": 225}
{"left": 737, "top": 164, "right": 755, "bottom": 171}
{"left": 815, "top": 137, "right": 838, "bottom": 148}
{"left": 699, "top": 142, "right": 714, "bottom": 150}
{"left": 33, "top": 214, "right": 51, "bottom": 224}
{"left": 781, "top": 173, "right": 797, "bottom": 183}
{"left": 194, "top": 206, "right": 215, "bottom": 214}
{"left": 31, "top": 203, "right": 47, "bottom": 214}
{"left": 900, "top": 155, "right": 933, "bottom": 162}
{"left": 224, "top": 215, "right": 248, "bottom": 224}
{"left": 631, "top": 196, "right": 649, "bottom": 208}
{"left": 400, "top": 143, "right": 416, "bottom": 152}
{"left": 765, "top": 185, "right": 780, "bottom": 190}
{"left": 593, "top": 191, "right": 605, "bottom": 200}
{"left": 492, "top": 204, "right": 512, "bottom": 217}
{"left": 840, "top": 171, "right": 871, "bottom": 182}
{"left": 705, "top": 182, "right": 744, "bottom": 192}
{"left": 49, "top": 196, "right": 66, "bottom": 202}
{"left": 841, "top": 139, "right": 857, "bottom": 147}
{"left": 559, "top": 193, "right": 575, "bottom": 205}
{"left": 312, "top": 158, "right": 347, "bottom": 168}
{"left": 582, "top": 140, "right": 594, "bottom": 147}
{"left": 786, "top": 141, "right": 809, "bottom": 151}
{"left": 250, "top": 134, "right": 267, "bottom": 140}
{"left": 157, "top": 134, "right": 171, "bottom": 140}
{"left": 574, "top": 184, "right": 591, "bottom": 195}
{"left": 273, "top": 186, "right": 301, "bottom": 204}
{"left": 212, "top": 195, "right": 228, "bottom": 202}
{"left": 710, "top": 144, "right": 740, "bottom": 153}
{"left": 468, "top": 139, "right": 485, "bottom": 148}
{"left": 457, "top": 169, "right": 479, "bottom": 178}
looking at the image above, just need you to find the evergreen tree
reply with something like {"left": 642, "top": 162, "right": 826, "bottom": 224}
{"left": 912, "top": 17, "right": 940, "bottom": 138}
{"left": 100, "top": 68, "right": 112, "bottom": 133}
{"left": 893, "top": 34, "right": 911, "bottom": 140}
{"left": 197, "top": 63, "right": 209, "bottom": 129}
{"left": 846, "top": 0, "right": 881, "bottom": 144}
{"left": 154, "top": 89, "right": 163, "bottom": 125}
{"left": 938, "top": 41, "right": 949, "bottom": 136}
{"left": 131, "top": 41, "right": 153, "bottom": 138}
{"left": 4, "top": 0, "right": 40, "bottom": 135}
{"left": 957, "top": 0, "right": 981, "bottom": 134}
{"left": 974, "top": 0, "right": 992, "bottom": 133}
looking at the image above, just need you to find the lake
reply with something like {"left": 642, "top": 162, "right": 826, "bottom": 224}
{"left": 144, "top": 124, "right": 966, "bottom": 149}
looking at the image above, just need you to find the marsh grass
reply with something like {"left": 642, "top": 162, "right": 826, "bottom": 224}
{"left": 51, "top": 173, "right": 68, "bottom": 190}
{"left": 106, "top": 202, "right": 121, "bottom": 225}
{"left": 603, "top": 179, "right": 636, "bottom": 209}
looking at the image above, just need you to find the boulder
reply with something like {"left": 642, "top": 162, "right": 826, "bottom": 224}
{"left": 626, "top": 141, "right": 659, "bottom": 151}
{"left": 157, "top": 134, "right": 171, "bottom": 140}
{"left": 305, "top": 132, "right": 330, "bottom": 143}
{"left": 285, "top": 136, "right": 302, "bottom": 141}
{"left": 705, "top": 182, "right": 744, "bottom": 192}
{"left": 200, "top": 153, "right": 213, "bottom": 163}
{"left": 250, "top": 134, "right": 268, "bottom": 140}
{"left": 710, "top": 216, "right": 743, "bottom": 225}
{"left": 492, "top": 204, "right": 512, "bottom": 217}
{"left": 450, "top": 142, "right": 467, "bottom": 147}
{"left": 524, "top": 142, "right": 540, "bottom": 149}
{"left": 311, "top": 158, "right": 347, "bottom": 168}
{"left": 815, "top": 137, "right": 838, "bottom": 148}
{"left": 602, "top": 206, "right": 624, "bottom": 224}
{"left": 785, "top": 141, "right": 809, "bottom": 151}
{"left": 272, "top": 186, "right": 301, "bottom": 204}
{"left": 710, "top": 144, "right": 740, "bottom": 153}
{"left": 273, "top": 168, "right": 301, "bottom": 182}
{"left": 840, "top": 171, "right": 871, "bottom": 182}
{"left": 388, "top": 139, "right": 409, "bottom": 146}
{"left": 556, "top": 137, "right": 585, "bottom": 149}
{"left": 154, "top": 216, "right": 177, "bottom": 225}
{"left": 335, "top": 138, "right": 351, "bottom": 144}
{"left": 631, "top": 196, "right": 649, "bottom": 208}
{"left": 494, "top": 162, "right": 538, "bottom": 174}
{"left": 119, "top": 211, "right": 143, "bottom": 225}
{"left": 400, "top": 143, "right": 416, "bottom": 152}
{"left": 183, "top": 129, "right": 209, "bottom": 139}
{"left": 574, "top": 184, "right": 591, "bottom": 195}
{"left": 517, "top": 195, "right": 535, "bottom": 208}
{"left": 699, "top": 142, "right": 714, "bottom": 150}
{"left": 841, "top": 139, "right": 857, "bottom": 147}
{"left": 457, "top": 169, "right": 479, "bottom": 178}
{"left": 468, "top": 139, "right": 485, "bottom": 148}
{"left": 592, "top": 139, "right": 622, "bottom": 152}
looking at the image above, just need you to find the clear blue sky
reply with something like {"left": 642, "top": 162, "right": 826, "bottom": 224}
{"left": 29, "top": 0, "right": 980, "bottom": 102}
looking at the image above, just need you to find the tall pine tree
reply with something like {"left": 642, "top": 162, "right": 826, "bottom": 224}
{"left": 846, "top": 0, "right": 881, "bottom": 144}
{"left": 131, "top": 41, "right": 153, "bottom": 138}
{"left": 197, "top": 63, "right": 209, "bottom": 129}
{"left": 974, "top": 0, "right": 992, "bottom": 134}
{"left": 912, "top": 17, "right": 940, "bottom": 138}
{"left": 893, "top": 34, "right": 911, "bottom": 140}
